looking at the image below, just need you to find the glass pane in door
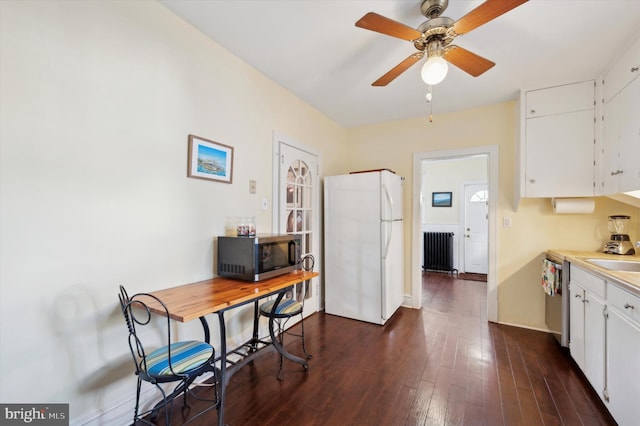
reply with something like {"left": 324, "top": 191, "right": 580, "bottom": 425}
{"left": 285, "top": 159, "right": 312, "bottom": 302}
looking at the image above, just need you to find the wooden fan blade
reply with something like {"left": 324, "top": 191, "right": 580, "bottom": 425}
{"left": 444, "top": 46, "right": 495, "bottom": 77}
{"left": 372, "top": 53, "right": 424, "bottom": 86}
{"left": 356, "top": 12, "right": 423, "bottom": 41}
{"left": 451, "top": 0, "right": 528, "bottom": 36}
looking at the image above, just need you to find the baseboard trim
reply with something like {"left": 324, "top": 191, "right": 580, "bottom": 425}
{"left": 496, "top": 320, "right": 551, "bottom": 334}
{"left": 72, "top": 374, "right": 215, "bottom": 425}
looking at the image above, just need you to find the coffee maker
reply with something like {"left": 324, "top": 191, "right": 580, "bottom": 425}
{"left": 602, "top": 215, "right": 635, "bottom": 255}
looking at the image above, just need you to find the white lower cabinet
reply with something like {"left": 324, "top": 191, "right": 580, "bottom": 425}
{"left": 569, "top": 266, "right": 606, "bottom": 395}
{"left": 584, "top": 292, "right": 606, "bottom": 396}
{"left": 606, "top": 284, "right": 640, "bottom": 426}
{"left": 569, "top": 281, "right": 586, "bottom": 367}
{"left": 569, "top": 264, "right": 640, "bottom": 425}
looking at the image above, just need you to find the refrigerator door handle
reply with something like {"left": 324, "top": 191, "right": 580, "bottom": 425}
{"left": 382, "top": 184, "right": 393, "bottom": 220}
{"left": 383, "top": 221, "right": 392, "bottom": 260}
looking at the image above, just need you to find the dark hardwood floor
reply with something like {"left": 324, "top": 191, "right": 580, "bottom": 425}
{"left": 166, "top": 272, "right": 616, "bottom": 425}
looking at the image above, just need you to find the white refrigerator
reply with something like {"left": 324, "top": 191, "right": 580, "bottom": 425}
{"left": 324, "top": 170, "right": 404, "bottom": 325}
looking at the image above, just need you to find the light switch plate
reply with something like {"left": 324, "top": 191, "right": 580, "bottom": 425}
{"left": 503, "top": 217, "right": 512, "bottom": 228}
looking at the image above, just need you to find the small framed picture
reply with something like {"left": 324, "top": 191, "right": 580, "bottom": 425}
{"left": 432, "top": 191, "right": 452, "bottom": 207}
{"left": 187, "top": 134, "right": 234, "bottom": 183}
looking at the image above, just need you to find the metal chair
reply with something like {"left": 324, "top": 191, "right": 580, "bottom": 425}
{"left": 118, "top": 285, "right": 218, "bottom": 425}
{"left": 258, "top": 254, "right": 314, "bottom": 380}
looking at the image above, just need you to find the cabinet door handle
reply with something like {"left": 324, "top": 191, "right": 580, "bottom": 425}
{"left": 584, "top": 299, "right": 589, "bottom": 304}
{"left": 575, "top": 294, "right": 582, "bottom": 299}
{"left": 624, "top": 303, "right": 635, "bottom": 310}
{"left": 529, "top": 109, "right": 536, "bottom": 115}
{"left": 529, "top": 179, "right": 536, "bottom": 184}
{"left": 632, "top": 66, "right": 639, "bottom": 73}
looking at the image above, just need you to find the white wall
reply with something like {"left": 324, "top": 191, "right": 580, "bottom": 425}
{"left": 0, "top": 1, "right": 346, "bottom": 423}
{"left": 422, "top": 156, "right": 487, "bottom": 225}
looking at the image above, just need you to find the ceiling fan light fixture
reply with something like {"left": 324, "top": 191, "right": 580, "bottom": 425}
{"left": 421, "top": 56, "right": 448, "bottom": 85}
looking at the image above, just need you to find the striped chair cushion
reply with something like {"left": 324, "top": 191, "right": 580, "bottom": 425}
{"left": 145, "top": 341, "right": 214, "bottom": 376}
{"left": 260, "top": 299, "right": 302, "bottom": 316}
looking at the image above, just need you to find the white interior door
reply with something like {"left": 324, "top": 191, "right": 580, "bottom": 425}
{"left": 463, "top": 183, "right": 488, "bottom": 274}
{"left": 274, "top": 137, "right": 319, "bottom": 317}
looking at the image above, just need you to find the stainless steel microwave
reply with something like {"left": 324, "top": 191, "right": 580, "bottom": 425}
{"left": 217, "top": 234, "right": 300, "bottom": 281}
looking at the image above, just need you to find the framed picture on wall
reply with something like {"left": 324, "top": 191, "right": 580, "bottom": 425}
{"left": 432, "top": 191, "right": 452, "bottom": 207}
{"left": 187, "top": 134, "right": 234, "bottom": 183}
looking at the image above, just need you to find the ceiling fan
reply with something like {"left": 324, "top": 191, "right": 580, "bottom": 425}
{"left": 356, "top": 0, "right": 528, "bottom": 86}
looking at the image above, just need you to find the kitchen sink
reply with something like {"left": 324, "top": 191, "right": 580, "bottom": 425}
{"left": 584, "top": 258, "right": 640, "bottom": 273}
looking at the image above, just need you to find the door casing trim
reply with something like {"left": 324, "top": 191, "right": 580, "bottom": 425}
{"left": 412, "top": 145, "right": 498, "bottom": 322}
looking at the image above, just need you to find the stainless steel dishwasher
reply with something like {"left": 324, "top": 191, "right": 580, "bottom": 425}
{"left": 544, "top": 257, "right": 569, "bottom": 347}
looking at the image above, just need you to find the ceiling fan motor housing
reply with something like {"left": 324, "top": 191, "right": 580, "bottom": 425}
{"left": 420, "top": 0, "right": 449, "bottom": 19}
{"left": 415, "top": 17, "right": 454, "bottom": 51}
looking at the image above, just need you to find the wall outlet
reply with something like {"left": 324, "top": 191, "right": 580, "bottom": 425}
{"left": 249, "top": 180, "right": 256, "bottom": 194}
{"left": 503, "top": 217, "right": 512, "bottom": 228}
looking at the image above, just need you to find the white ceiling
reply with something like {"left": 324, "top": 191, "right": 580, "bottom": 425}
{"left": 160, "top": 0, "right": 640, "bottom": 128}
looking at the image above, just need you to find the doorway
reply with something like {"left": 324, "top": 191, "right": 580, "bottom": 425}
{"left": 272, "top": 132, "right": 320, "bottom": 317}
{"left": 412, "top": 146, "right": 498, "bottom": 322}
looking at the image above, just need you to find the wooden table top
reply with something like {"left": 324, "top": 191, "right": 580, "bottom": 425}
{"left": 143, "top": 271, "right": 319, "bottom": 322}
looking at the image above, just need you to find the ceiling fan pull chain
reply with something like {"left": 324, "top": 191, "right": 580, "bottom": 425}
{"left": 429, "top": 93, "right": 434, "bottom": 123}
{"left": 425, "top": 85, "right": 434, "bottom": 123}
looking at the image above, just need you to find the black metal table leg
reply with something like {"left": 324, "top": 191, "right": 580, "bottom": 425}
{"left": 216, "top": 311, "right": 228, "bottom": 426}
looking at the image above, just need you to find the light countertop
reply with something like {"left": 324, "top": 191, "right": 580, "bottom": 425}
{"left": 547, "top": 249, "right": 640, "bottom": 296}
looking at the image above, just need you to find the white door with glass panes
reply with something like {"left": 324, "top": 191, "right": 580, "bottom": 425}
{"left": 463, "top": 184, "right": 488, "bottom": 274}
{"left": 273, "top": 135, "right": 320, "bottom": 317}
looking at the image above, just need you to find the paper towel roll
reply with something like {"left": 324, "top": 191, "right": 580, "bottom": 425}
{"left": 551, "top": 198, "right": 595, "bottom": 214}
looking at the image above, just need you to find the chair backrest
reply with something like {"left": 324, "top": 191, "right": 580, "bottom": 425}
{"left": 298, "top": 254, "right": 315, "bottom": 300}
{"left": 118, "top": 285, "right": 181, "bottom": 379}
{"left": 301, "top": 253, "right": 315, "bottom": 272}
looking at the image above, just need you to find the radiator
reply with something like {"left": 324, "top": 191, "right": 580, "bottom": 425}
{"left": 423, "top": 232, "right": 457, "bottom": 273}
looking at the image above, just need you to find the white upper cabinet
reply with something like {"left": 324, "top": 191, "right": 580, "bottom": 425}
{"left": 599, "top": 35, "right": 640, "bottom": 195}
{"left": 514, "top": 35, "right": 639, "bottom": 208}
{"left": 519, "top": 80, "right": 595, "bottom": 198}
{"left": 603, "top": 36, "right": 640, "bottom": 104}
{"left": 526, "top": 81, "right": 595, "bottom": 118}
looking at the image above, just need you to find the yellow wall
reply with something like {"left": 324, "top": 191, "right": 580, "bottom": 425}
{"left": 346, "top": 101, "right": 639, "bottom": 328}
{"left": 0, "top": 1, "right": 346, "bottom": 422}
